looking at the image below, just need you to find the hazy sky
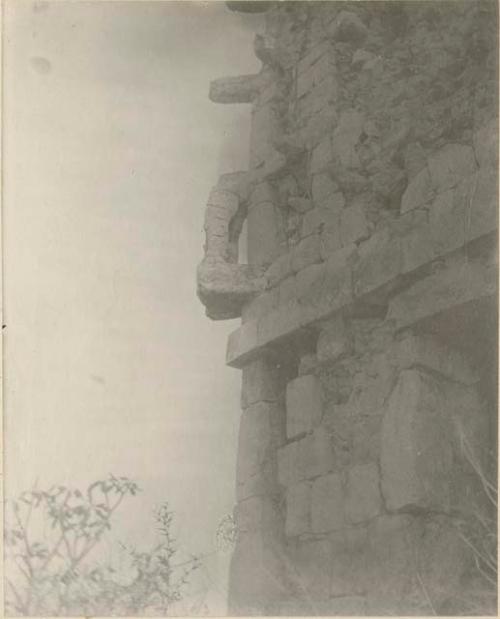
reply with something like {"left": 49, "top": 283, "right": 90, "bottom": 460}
{"left": 4, "top": 1, "right": 262, "bottom": 611}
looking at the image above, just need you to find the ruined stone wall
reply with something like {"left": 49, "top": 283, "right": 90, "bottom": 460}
{"left": 197, "top": 2, "right": 498, "bottom": 615}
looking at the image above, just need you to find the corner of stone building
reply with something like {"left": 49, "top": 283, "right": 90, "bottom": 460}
{"left": 198, "top": 1, "right": 498, "bottom": 615}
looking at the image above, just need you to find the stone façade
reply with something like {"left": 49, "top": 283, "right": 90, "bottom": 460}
{"left": 197, "top": 2, "right": 498, "bottom": 615}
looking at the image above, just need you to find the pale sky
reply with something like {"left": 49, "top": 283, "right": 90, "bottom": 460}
{"left": 3, "top": 1, "right": 262, "bottom": 611}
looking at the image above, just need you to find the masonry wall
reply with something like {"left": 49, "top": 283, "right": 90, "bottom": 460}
{"left": 197, "top": 1, "right": 498, "bottom": 615}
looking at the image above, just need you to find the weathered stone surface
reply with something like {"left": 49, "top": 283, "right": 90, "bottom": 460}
{"left": 241, "top": 356, "right": 280, "bottom": 409}
{"left": 298, "top": 352, "right": 318, "bottom": 376}
{"left": 311, "top": 472, "right": 344, "bottom": 533}
{"left": 265, "top": 252, "right": 293, "bottom": 288}
{"left": 353, "top": 227, "right": 402, "bottom": 300}
{"left": 380, "top": 369, "right": 454, "bottom": 512}
{"left": 331, "top": 109, "right": 365, "bottom": 169}
{"left": 209, "top": 73, "right": 263, "bottom": 104}
{"left": 226, "top": 320, "right": 259, "bottom": 367}
{"left": 387, "top": 260, "right": 497, "bottom": 331}
{"left": 297, "top": 41, "right": 332, "bottom": 76}
{"left": 302, "top": 207, "right": 338, "bottom": 238}
{"left": 247, "top": 201, "right": 281, "bottom": 265}
{"left": 289, "top": 538, "right": 333, "bottom": 601}
{"left": 288, "top": 196, "right": 313, "bottom": 213}
{"left": 295, "top": 262, "right": 325, "bottom": 305}
{"left": 320, "top": 227, "right": 342, "bottom": 260}
{"left": 340, "top": 202, "right": 370, "bottom": 246}
{"left": 364, "top": 514, "right": 418, "bottom": 614}
{"left": 310, "top": 137, "right": 333, "bottom": 174}
{"left": 197, "top": 259, "right": 266, "bottom": 320}
{"left": 229, "top": 496, "right": 291, "bottom": 615}
{"left": 278, "top": 276, "right": 297, "bottom": 307}
{"left": 467, "top": 168, "right": 498, "bottom": 241}
{"left": 316, "top": 314, "right": 352, "bottom": 364}
{"left": 327, "top": 10, "right": 368, "bottom": 44}
{"left": 473, "top": 117, "right": 498, "bottom": 168}
{"left": 392, "top": 334, "right": 478, "bottom": 385}
{"left": 329, "top": 527, "right": 368, "bottom": 597}
{"left": 297, "top": 428, "right": 336, "bottom": 480}
{"left": 398, "top": 209, "right": 434, "bottom": 274}
{"left": 277, "top": 440, "right": 299, "bottom": 488}
{"left": 236, "top": 401, "right": 284, "bottom": 501}
{"left": 258, "top": 301, "right": 302, "bottom": 346}
{"left": 345, "top": 462, "right": 382, "bottom": 524}
{"left": 285, "top": 481, "right": 312, "bottom": 537}
{"left": 286, "top": 375, "right": 323, "bottom": 439}
{"left": 311, "top": 173, "right": 340, "bottom": 208}
{"left": 242, "top": 288, "right": 278, "bottom": 322}
{"left": 400, "top": 166, "right": 434, "bottom": 213}
{"left": 429, "top": 187, "right": 468, "bottom": 257}
{"left": 290, "top": 234, "right": 322, "bottom": 273}
{"left": 427, "top": 143, "right": 477, "bottom": 193}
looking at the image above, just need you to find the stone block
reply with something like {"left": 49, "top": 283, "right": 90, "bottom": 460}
{"left": 236, "top": 401, "right": 284, "bottom": 501}
{"left": 473, "top": 117, "right": 498, "bottom": 169}
{"left": 311, "top": 472, "right": 344, "bottom": 533}
{"left": 468, "top": 168, "right": 498, "bottom": 241}
{"left": 311, "top": 173, "right": 339, "bottom": 207}
{"left": 297, "top": 428, "right": 336, "bottom": 480}
{"left": 278, "top": 276, "right": 297, "bottom": 307}
{"left": 345, "top": 462, "right": 382, "bottom": 524}
{"left": 400, "top": 166, "right": 434, "bottom": 213}
{"left": 297, "top": 40, "right": 332, "bottom": 76}
{"left": 290, "top": 539, "right": 333, "bottom": 601}
{"left": 429, "top": 187, "right": 467, "bottom": 258}
{"left": 247, "top": 202, "right": 281, "bottom": 265}
{"left": 304, "top": 105, "right": 338, "bottom": 150}
{"left": 295, "top": 262, "right": 326, "bottom": 305}
{"left": 242, "top": 289, "right": 277, "bottom": 322}
{"left": 327, "top": 10, "right": 368, "bottom": 44}
{"left": 351, "top": 416, "right": 382, "bottom": 465}
{"left": 380, "top": 369, "right": 454, "bottom": 512}
{"left": 226, "top": 320, "right": 259, "bottom": 367}
{"left": 265, "top": 252, "right": 293, "bottom": 288}
{"left": 241, "top": 357, "right": 280, "bottom": 409}
{"left": 387, "top": 260, "right": 497, "bottom": 331}
{"left": 316, "top": 244, "right": 356, "bottom": 314}
{"left": 234, "top": 494, "right": 283, "bottom": 540}
{"left": 428, "top": 143, "right": 477, "bottom": 193}
{"left": 329, "top": 526, "right": 368, "bottom": 597}
{"left": 353, "top": 227, "right": 402, "bottom": 300}
{"left": 340, "top": 203, "right": 370, "bottom": 246}
{"left": 229, "top": 497, "right": 290, "bottom": 615}
{"left": 277, "top": 441, "right": 299, "bottom": 488}
{"left": 297, "top": 65, "right": 315, "bottom": 99}
{"left": 288, "top": 196, "right": 313, "bottom": 213}
{"left": 285, "top": 481, "right": 312, "bottom": 537}
{"left": 346, "top": 371, "right": 395, "bottom": 416}
{"left": 250, "top": 180, "right": 277, "bottom": 206}
{"left": 331, "top": 109, "right": 365, "bottom": 169}
{"left": 392, "top": 334, "right": 478, "bottom": 385}
{"left": 316, "top": 314, "right": 352, "bottom": 364}
{"left": 290, "top": 234, "right": 322, "bottom": 273}
{"left": 364, "top": 514, "right": 417, "bottom": 612}
{"left": 298, "top": 352, "right": 318, "bottom": 376}
{"left": 286, "top": 375, "right": 323, "bottom": 439}
{"left": 320, "top": 227, "right": 342, "bottom": 259}
{"left": 258, "top": 302, "right": 302, "bottom": 346}
{"left": 302, "top": 207, "right": 338, "bottom": 238}
{"left": 310, "top": 137, "right": 333, "bottom": 174}
{"left": 398, "top": 209, "right": 434, "bottom": 274}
